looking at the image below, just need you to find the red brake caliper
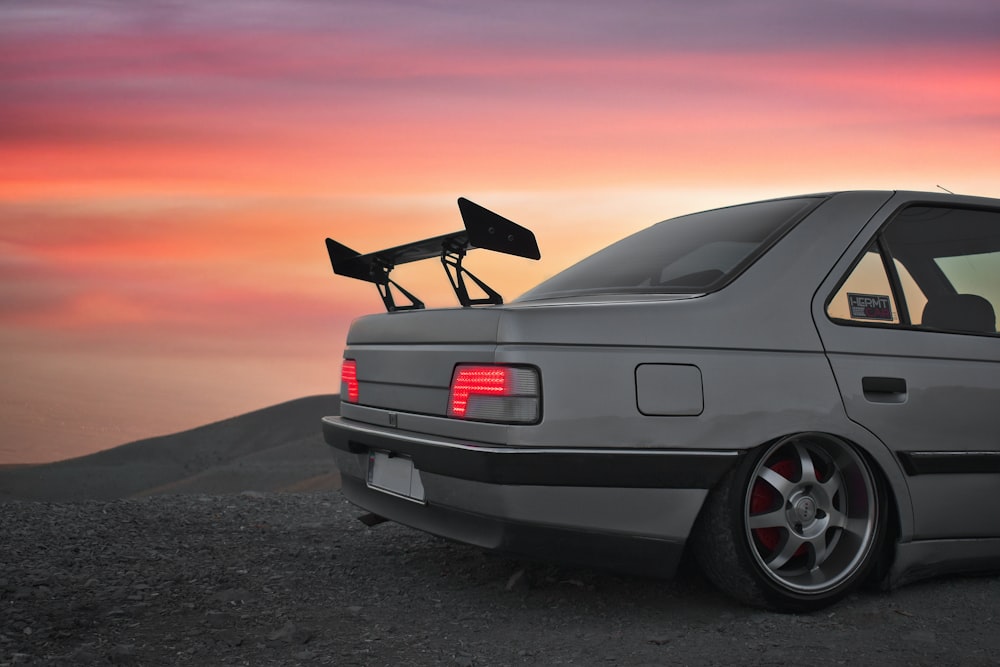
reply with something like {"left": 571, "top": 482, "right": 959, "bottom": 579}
{"left": 750, "top": 458, "right": 805, "bottom": 557}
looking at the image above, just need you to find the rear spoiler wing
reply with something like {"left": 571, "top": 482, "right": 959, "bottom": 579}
{"left": 326, "top": 197, "right": 541, "bottom": 312}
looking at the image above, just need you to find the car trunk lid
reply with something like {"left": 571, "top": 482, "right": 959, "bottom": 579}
{"left": 343, "top": 307, "right": 502, "bottom": 417}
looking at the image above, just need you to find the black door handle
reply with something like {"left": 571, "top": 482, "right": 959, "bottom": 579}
{"left": 862, "top": 376, "right": 907, "bottom": 394}
{"left": 862, "top": 376, "right": 907, "bottom": 403}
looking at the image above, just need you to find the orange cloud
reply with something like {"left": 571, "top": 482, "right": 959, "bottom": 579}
{"left": 2, "top": 1, "right": 1000, "bottom": 462}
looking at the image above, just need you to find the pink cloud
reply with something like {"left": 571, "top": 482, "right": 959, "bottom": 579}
{"left": 2, "top": 0, "right": 1000, "bottom": 463}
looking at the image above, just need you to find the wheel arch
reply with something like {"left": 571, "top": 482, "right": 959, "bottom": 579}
{"left": 688, "top": 428, "right": 910, "bottom": 601}
{"left": 822, "top": 426, "right": 913, "bottom": 545}
{"left": 695, "top": 428, "right": 911, "bottom": 536}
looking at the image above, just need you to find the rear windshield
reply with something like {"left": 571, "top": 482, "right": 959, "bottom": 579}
{"left": 517, "top": 196, "right": 824, "bottom": 301}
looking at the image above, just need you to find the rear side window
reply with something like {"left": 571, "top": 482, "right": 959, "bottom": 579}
{"left": 827, "top": 204, "right": 1000, "bottom": 335}
{"left": 517, "top": 197, "right": 824, "bottom": 301}
{"left": 827, "top": 248, "right": 903, "bottom": 325}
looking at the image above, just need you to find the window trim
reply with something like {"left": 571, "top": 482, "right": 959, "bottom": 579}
{"left": 877, "top": 236, "right": 912, "bottom": 326}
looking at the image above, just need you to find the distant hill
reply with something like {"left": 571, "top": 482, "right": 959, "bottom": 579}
{"left": 0, "top": 395, "right": 342, "bottom": 502}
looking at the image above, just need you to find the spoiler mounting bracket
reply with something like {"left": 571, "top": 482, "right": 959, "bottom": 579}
{"left": 441, "top": 241, "right": 503, "bottom": 307}
{"left": 325, "top": 197, "right": 540, "bottom": 312}
{"left": 372, "top": 260, "right": 425, "bottom": 312}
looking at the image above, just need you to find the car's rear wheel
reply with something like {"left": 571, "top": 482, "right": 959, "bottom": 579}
{"left": 693, "top": 433, "right": 886, "bottom": 612}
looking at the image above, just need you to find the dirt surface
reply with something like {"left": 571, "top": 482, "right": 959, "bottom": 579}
{"left": 2, "top": 492, "right": 998, "bottom": 666}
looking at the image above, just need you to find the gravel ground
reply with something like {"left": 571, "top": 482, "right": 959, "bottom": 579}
{"left": 2, "top": 492, "right": 998, "bottom": 666}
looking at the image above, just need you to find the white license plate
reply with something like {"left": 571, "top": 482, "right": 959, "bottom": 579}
{"left": 367, "top": 451, "right": 425, "bottom": 503}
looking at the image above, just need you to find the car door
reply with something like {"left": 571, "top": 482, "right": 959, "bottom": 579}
{"left": 813, "top": 195, "right": 1000, "bottom": 540}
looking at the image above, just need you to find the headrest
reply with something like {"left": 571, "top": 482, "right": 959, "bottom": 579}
{"left": 921, "top": 294, "right": 996, "bottom": 333}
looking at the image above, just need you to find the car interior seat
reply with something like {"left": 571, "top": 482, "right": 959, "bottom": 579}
{"left": 921, "top": 293, "right": 997, "bottom": 333}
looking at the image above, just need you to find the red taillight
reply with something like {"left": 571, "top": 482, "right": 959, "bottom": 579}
{"left": 447, "top": 364, "right": 539, "bottom": 423}
{"left": 448, "top": 367, "right": 512, "bottom": 418}
{"left": 341, "top": 359, "right": 358, "bottom": 403}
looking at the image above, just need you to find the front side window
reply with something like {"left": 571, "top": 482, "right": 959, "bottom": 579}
{"left": 828, "top": 204, "right": 1000, "bottom": 335}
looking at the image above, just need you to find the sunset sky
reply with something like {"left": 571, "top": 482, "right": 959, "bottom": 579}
{"left": 2, "top": 1, "right": 999, "bottom": 463}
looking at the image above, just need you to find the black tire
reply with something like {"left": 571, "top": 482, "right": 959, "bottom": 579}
{"left": 692, "top": 433, "right": 887, "bottom": 612}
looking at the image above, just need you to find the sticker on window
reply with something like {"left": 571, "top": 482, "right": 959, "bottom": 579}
{"left": 847, "top": 293, "right": 893, "bottom": 321}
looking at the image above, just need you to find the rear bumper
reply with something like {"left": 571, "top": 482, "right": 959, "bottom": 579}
{"left": 323, "top": 415, "right": 740, "bottom": 576}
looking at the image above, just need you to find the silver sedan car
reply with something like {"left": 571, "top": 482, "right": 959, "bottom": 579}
{"left": 322, "top": 191, "right": 999, "bottom": 611}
